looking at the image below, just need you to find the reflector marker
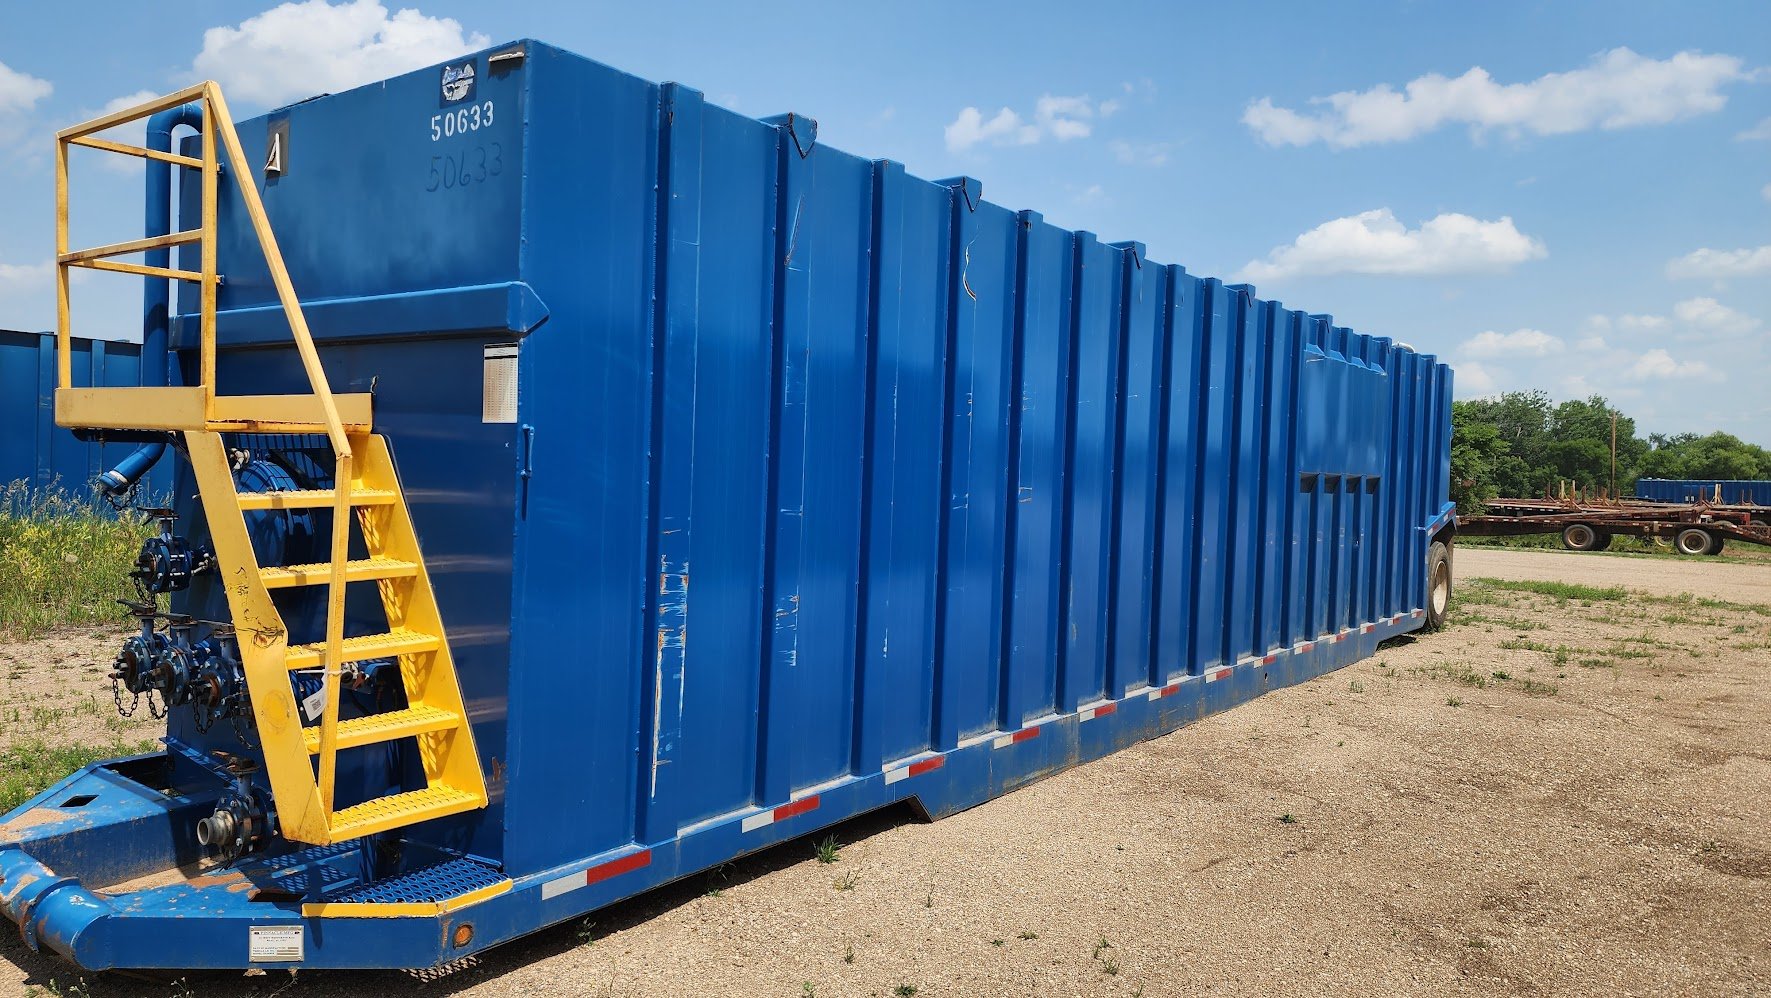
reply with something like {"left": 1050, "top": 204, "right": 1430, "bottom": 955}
{"left": 1146, "top": 681, "right": 1184, "bottom": 701}
{"left": 884, "top": 756, "right": 945, "bottom": 785}
{"left": 992, "top": 726, "right": 1042, "bottom": 750}
{"left": 1262, "top": 653, "right": 1279, "bottom": 665}
{"left": 1328, "top": 632, "right": 1344, "bottom": 644}
{"left": 1411, "top": 609, "right": 1424, "bottom": 619}
{"left": 1361, "top": 623, "right": 1375, "bottom": 634}
{"left": 1204, "top": 666, "right": 1232, "bottom": 683}
{"left": 741, "top": 794, "right": 821, "bottom": 833}
{"left": 1235, "top": 655, "right": 1260, "bottom": 668}
{"left": 1294, "top": 641, "right": 1315, "bottom": 654}
{"left": 540, "top": 849, "right": 652, "bottom": 900}
{"left": 1078, "top": 702, "right": 1117, "bottom": 723}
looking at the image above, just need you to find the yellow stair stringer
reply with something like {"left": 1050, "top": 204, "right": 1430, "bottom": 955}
{"left": 343, "top": 432, "right": 488, "bottom": 834}
{"left": 184, "top": 430, "right": 333, "bottom": 843}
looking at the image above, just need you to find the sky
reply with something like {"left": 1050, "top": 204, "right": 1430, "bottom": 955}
{"left": 1, "top": 0, "right": 1767, "bottom": 442}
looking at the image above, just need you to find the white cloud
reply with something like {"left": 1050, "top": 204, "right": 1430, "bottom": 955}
{"left": 1112, "top": 139, "right": 1168, "bottom": 166}
{"left": 1109, "top": 139, "right": 1170, "bottom": 167}
{"left": 1243, "top": 48, "right": 1748, "bottom": 148}
{"left": 1625, "top": 348, "right": 1717, "bottom": 382}
{"left": 1665, "top": 244, "right": 1771, "bottom": 279}
{"left": 0, "top": 61, "right": 52, "bottom": 115}
{"left": 0, "top": 60, "right": 52, "bottom": 146}
{"left": 1673, "top": 296, "right": 1761, "bottom": 336}
{"left": 1738, "top": 116, "right": 1771, "bottom": 141}
{"left": 1460, "top": 328, "right": 1564, "bottom": 358}
{"left": 1454, "top": 360, "right": 1498, "bottom": 396}
{"left": 0, "top": 261, "right": 51, "bottom": 300}
{"left": 945, "top": 94, "right": 1115, "bottom": 153}
{"left": 1237, "top": 208, "right": 1546, "bottom": 280}
{"left": 193, "top": 0, "right": 489, "bottom": 107}
{"left": 944, "top": 107, "right": 1039, "bottom": 152}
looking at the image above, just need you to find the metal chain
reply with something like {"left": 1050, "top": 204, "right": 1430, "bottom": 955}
{"left": 111, "top": 673, "right": 139, "bottom": 717}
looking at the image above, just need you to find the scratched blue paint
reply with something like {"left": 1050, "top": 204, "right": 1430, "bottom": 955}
{"left": 0, "top": 39, "right": 1455, "bottom": 973}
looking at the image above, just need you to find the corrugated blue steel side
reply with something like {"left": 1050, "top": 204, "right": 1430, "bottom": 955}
{"left": 504, "top": 41, "right": 1455, "bottom": 882}
{"left": 0, "top": 330, "right": 169, "bottom": 499}
{"left": 1635, "top": 479, "right": 1771, "bottom": 506}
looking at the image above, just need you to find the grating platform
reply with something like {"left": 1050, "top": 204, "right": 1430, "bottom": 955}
{"left": 260, "top": 556, "right": 418, "bottom": 589}
{"left": 301, "top": 855, "right": 511, "bottom": 918}
{"left": 331, "top": 857, "right": 505, "bottom": 905}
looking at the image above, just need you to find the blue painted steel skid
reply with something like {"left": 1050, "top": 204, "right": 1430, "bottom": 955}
{"left": 0, "top": 40, "right": 1455, "bottom": 972}
{"left": 1634, "top": 478, "right": 1771, "bottom": 508}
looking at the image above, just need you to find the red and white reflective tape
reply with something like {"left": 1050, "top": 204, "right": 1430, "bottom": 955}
{"left": 1078, "top": 702, "right": 1117, "bottom": 723}
{"left": 1361, "top": 623, "right": 1375, "bottom": 634}
{"left": 1236, "top": 655, "right": 1260, "bottom": 668}
{"left": 992, "top": 726, "right": 1042, "bottom": 750}
{"left": 741, "top": 794, "right": 820, "bottom": 833}
{"left": 1411, "top": 609, "right": 1424, "bottom": 619}
{"left": 1328, "top": 631, "right": 1345, "bottom": 644}
{"left": 884, "top": 756, "right": 945, "bottom": 785}
{"left": 1146, "top": 681, "right": 1183, "bottom": 701}
{"left": 1262, "top": 652, "right": 1280, "bottom": 665}
{"left": 1294, "top": 640, "right": 1315, "bottom": 654}
{"left": 1204, "top": 665, "right": 1232, "bottom": 683}
{"left": 541, "top": 848, "right": 652, "bottom": 900}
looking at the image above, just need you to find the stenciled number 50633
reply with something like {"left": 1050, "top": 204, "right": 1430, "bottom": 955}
{"left": 431, "top": 101, "right": 495, "bottom": 141}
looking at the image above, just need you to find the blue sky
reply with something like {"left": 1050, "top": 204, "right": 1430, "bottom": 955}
{"left": 2, "top": 1, "right": 1767, "bottom": 441}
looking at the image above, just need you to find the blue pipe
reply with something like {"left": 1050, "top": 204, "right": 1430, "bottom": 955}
{"left": 99, "top": 103, "right": 204, "bottom": 497}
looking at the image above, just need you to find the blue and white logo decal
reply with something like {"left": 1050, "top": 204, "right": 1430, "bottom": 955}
{"left": 440, "top": 60, "right": 477, "bottom": 105}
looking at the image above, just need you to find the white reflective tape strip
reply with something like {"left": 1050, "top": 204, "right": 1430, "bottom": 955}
{"left": 1205, "top": 666, "right": 1231, "bottom": 683}
{"left": 1236, "top": 656, "right": 1259, "bottom": 667}
{"left": 884, "top": 767, "right": 910, "bottom": 784}
{"left": 1079, "top": 703, "right": 1116, "bottom": 722}
{"left": 541, "top": 872, "right": 584, "bottom": 900}
{"left": 992, "top": 733, "right": 1016, "bottom": 749}
{"left": 740, "top": 811, "right": 774, "bottom": 833}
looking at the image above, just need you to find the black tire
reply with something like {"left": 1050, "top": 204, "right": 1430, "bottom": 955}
{"left": 1703, "top": 537, "right": 1726, "bottom": 556}
{"left": 1424, "top": 540, "right": 1451, "bottom": 632}
{"left": 1591, "top": 530, "right": 1613, "bottom": 551}
{"left": 1674, "top": 527, "right": 1714, "bottom": 556}
{"left": 1561, "top": 523, "right": 1601, "bottom": 551}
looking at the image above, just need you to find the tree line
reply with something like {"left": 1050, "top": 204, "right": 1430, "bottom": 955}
{"left": 1450, "top": 391, "right": 1771, "bottom": 515}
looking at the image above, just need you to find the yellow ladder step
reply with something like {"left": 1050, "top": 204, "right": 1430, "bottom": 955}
{"left": 259, "top": 556, "right": 417, "bottom": 589}
{"left": 237, "top": 487, "right": 397, "bottom": 511}
{"left": 329, "top": 783, "right": 480, "bottom": 840}
{"left": 284, "top": 628, "right": 440, "bottom": 671}
{"left": 301, "top": 704, "right": 460, "bottom": 754}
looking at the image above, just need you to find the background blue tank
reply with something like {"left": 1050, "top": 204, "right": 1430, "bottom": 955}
{"left": 0, "top": 39, "right": 1454, "bottom": 972}
{"left": 1635, "top": 478, "right": 1771, "bottom": 509}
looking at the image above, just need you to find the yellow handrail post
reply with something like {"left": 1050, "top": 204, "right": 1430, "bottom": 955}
{"left": 54, "top": 133, "right": 69, "bottom": 390}
{"left": 199, "top": 102, "right": 218, "bottom": 412}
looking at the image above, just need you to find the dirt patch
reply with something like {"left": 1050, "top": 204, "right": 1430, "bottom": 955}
{"left": 0, "top": 627, "right": 159, "bottom": 754}
{"left": 2, "top": 548, "right": 1769, "bottom": 996}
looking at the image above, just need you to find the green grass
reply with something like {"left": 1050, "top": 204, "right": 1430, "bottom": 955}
{"left": 1467, "top": 577, "right": 1629, "bottom": 603}
{"left": 1, "top": 738, "right": 157, "bottom": 813}
{"left": 0, "top": 482, "right": 153, "bottom": 640}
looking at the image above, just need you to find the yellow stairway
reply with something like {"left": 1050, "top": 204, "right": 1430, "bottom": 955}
{"left": 53, "top": 83, "right": 488, "bottom": 846}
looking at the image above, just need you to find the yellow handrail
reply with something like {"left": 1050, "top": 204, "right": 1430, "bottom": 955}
{"left": 55, "top": 81, "right": 356, "bottom": 814}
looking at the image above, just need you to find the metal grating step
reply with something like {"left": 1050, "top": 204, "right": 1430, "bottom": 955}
{"left": 329, "top": 783, "right": 479, "bottom": 840}
{"left": 327, "top": 856, "right": 505, "bottom": 906}
{"left": 259, "top": 556, "right": 417, "bottom": 589}
{"left": 236, "top": 487, "right": 397, "bottom": 510}
{"left": 285, "top": 628, "right": 440, "bottom": 671}
{"left": 301, "top": 704, "right": 459, "bottom": 754}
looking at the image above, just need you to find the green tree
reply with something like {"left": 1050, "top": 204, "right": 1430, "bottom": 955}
{"left": 1449, "top": 401, "right": 1510, "bottom": 515}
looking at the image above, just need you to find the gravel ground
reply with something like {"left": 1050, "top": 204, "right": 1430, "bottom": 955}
{"left": 4, "top": 547, "right": 1769, "bottom": 997}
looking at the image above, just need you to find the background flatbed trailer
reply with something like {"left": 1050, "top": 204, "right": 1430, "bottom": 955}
{"left": 1462, "top": 498, "right": 1770, "bottom": 555}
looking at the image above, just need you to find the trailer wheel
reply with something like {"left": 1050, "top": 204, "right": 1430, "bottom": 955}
{"left": 1674, "top": 528, "right": 1714, "bottom": 556}
{"left": 1424, "top": 541, "right": 1451, "bottom": 632}
{"left": 1591, "top": 530, "right": 1613, "bottom": 551}
{"left": 1703, "top": 537, "right": 1726, "bottom": 556}
{"left": 1561, "top": 523, "right": 1601, "bottom": 551}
